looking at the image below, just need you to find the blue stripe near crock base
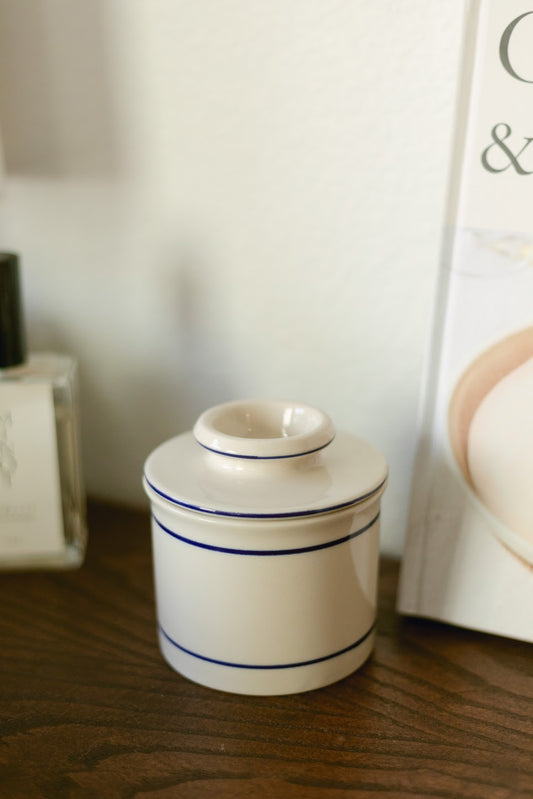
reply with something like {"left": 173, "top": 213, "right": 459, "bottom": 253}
{"left": 159, "top": 622, "right": 375, "bottom": 671}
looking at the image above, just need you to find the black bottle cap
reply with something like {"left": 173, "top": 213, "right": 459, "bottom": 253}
{"left": 0, "top": 253, "right": 27, "bottom": 368}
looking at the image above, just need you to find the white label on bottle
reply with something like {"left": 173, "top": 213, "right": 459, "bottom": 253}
{"left": 0, "top": 382, "right": 64, "bottom": 558}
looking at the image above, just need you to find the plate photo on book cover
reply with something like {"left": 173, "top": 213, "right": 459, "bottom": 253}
{"left": 448, "top": 326, "right": 533, "bottom": 566}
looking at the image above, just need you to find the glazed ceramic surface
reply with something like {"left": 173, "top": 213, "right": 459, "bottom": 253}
{"left": 143, "top": 400, "right": 387, "bottom": 695}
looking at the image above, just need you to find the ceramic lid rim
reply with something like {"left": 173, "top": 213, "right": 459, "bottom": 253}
{"left": 143, "top": 431, "right": 388, "bottom": 519}
{"left": 143, "top": 473, "right": 388, "bottom": 519}
{"left": 192, "top": 399, "right": 336, "bottom": 458}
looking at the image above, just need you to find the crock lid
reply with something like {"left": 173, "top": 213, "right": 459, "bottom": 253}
{"left": 143, "top": 400, "right": 387, "bottom": 519}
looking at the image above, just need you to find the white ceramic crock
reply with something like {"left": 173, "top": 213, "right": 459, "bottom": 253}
{"left": 143, "top": 399, "right": 387, "bottom": 695}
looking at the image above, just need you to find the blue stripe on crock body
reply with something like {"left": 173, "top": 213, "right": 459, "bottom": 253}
{"left": 158, "top": 622, "right": 375, "bottom": 670}
{"left": 144, "top": 474, "right": 387, "bottom": 519}
{"left": 152, "top": 509, "right": 379, "bottom": 556}
{"left": 194, "top": 435, "right": 335, "bottom": 460}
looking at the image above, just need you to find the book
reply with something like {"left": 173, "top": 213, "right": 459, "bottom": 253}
{"left": 397, "top": 0, "right": 533, "bottom": 643}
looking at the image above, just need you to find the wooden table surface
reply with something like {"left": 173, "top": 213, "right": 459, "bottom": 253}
{"left": 1, "top": 501, "right": 532, "bottom": 798}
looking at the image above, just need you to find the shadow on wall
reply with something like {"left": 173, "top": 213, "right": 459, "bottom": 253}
{"left": 72, "top": 246, "right": 239, "bottom": 506}
{"left": 0, "top": 0, "right": 121, "bottom": 177}
{"left": 174, "top": 249, "right": 239, "bottom": 418}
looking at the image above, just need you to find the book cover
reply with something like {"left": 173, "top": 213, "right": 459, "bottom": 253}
{"left": 397, "top": 0, "right": 533, "bottom": 643}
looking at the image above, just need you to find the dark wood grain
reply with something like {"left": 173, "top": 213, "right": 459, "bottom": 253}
{"left": 0, "top": 502, "right": 532, "bottom": 798}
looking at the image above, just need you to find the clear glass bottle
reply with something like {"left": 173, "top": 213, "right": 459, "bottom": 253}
{"left": 0, "top": 253, "right": 87, "bottom": 568}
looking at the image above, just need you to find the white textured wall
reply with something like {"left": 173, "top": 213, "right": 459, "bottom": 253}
{"left": 0, "top": 0, "right": 464, "bottom": 554}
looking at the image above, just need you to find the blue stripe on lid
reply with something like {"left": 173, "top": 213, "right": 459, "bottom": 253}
{"left": 144, "top": 474, "right": 387, "bottom": 520}
{"left": 195, "top": 435, "right": 335, "bottom": 460}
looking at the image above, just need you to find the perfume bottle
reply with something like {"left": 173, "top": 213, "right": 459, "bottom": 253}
{"left": 0, "top": 253, "right": 87, "bottom": 568}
